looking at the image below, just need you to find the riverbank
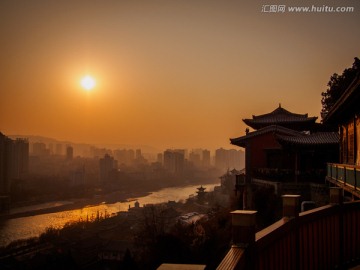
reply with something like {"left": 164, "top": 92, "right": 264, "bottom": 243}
{"left": 0, "top": 182, "right": 220, "bottom": 247}
{"left": 0, "top": 178, "right": 219, "bottom": 220}
{"left": 0, "top": 190, "right": 150, "bottom": 220}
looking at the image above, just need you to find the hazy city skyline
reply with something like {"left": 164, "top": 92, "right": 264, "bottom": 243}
{"left": 1, "top": 0, "right": 359, "bottom": 150}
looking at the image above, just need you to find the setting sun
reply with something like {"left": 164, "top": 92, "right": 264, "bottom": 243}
{"left": 80, "top": 75, "right": 96, "bottom": 91}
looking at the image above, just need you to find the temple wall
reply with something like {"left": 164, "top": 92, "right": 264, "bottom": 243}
{"left": 357, "top": 116, "right": 360, "bottom": 165}
{"left": 341, "top": 115, "right": 359, "bottom": 165}
{"left": 249, "top": 133, "right": 282, "bottom": 168}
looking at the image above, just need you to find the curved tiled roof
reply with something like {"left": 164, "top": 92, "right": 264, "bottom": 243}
{"left": 230, "top": 125, "right": 339, "bottom": 148}
{"left": 230, "top": 125, "right": 303, "bottom": 147}
{"left": 243, "top": 105, "right": 318, "bottom": 130}
{"left": 276, "top": 132, "right": 339, "bottom": 146}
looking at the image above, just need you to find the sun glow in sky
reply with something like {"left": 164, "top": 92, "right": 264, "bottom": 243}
{"left": 81, "top": 75, "right": 96, "bottom": 91}
{"left": 0, "top": 0, "right": 359, "bottom": 151}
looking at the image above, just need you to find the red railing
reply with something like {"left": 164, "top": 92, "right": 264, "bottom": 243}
{"left": 327, "top": 163, "right": 360, "bottom": 198}
{"left": 217, "top": 194, "right": 360, "bottom": 270}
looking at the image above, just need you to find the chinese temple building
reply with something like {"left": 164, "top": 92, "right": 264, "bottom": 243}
{"left": 230, "top": 105, "right": 339, "bottom": 204}
{"left": 323, "top": 72, "right": 360, "bottom": 199}
{"left": 196, "top": 185, "right": 207, "bottom": 203}
{"left": 217, "top": 75, "right": 360, "bottom": 270}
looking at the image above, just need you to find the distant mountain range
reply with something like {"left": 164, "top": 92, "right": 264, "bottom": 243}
{"left": 9, "top": 134, "right": 78, "bottom": 146}
{"left": 8, "top": 134, "right": 161, "bottom": 154}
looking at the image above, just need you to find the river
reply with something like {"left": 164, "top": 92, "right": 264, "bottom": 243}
{"left": 0, "top": 183, "right": 217, "bottom": 247}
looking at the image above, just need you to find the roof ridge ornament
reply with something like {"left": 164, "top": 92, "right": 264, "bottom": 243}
{"left": 242, "top": 106, "right": 317, "bottom": 130}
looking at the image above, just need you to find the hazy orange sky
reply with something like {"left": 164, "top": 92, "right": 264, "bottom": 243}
{"left": 0, "top": 0, "right": 359, "bottom": 151}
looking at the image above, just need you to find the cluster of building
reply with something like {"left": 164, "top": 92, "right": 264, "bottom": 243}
{"left": 0, "top": 133, "right": 29, "bottom": 211}
{"left": 100, "top": 148, "right": 243, "bottom": 171}
{"left": 27, "top": 140, "right": 244, "bottom": 172}
{"left": 0, "top": 128, "right": 245, "bottom": 213}
{"left": 32, "top": 142, "right": 73, "bottom": 159}
{"left": 97, "top": 147, "right": 243, "bottom": 184}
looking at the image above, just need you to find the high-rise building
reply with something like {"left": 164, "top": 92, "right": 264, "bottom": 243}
{"left": 114, "top": 149, "right": 136, "bottom": 166}
{"left": 215, "top": 148, "right": 244, "bottom": 171}
{"left": 0, "top": 133, "right": 29, "bottom": 195}
{"left": 55, "top": 143, "right": 63, "bottom": 155}
{"left": 189, "top": 151, "right": 201, "bottom": 167}
{"left": 134, "top": 148, "right": 147, "bottom": 165}
{"left": 127, "top": 149, "right": 135, "bottom": 164}
{"left": 70, "top": 166, "right": 85, "bottom": 187}
{"left": 32, "top": 142, "right": 48, "bottom": 156}
{"left": 11, "top": 139, "right": 29, "bottom": 179}
{"left": 135, "top": 149, "right": 142, "bottom": 159}
{"left": 0, "top": 133, "right": 11, "bottom": 211}
{"left": 202, "top": 149, "right": 211, "bottom": 167}
{"left": 66, "top": 145, "right": 73, "bottom": 160}
{"left": 0, "top": 133, "right": 11, "bottom": 195}
{"left": 157, "top": 153, "right": 163, "bottom": 164}
{"left": 99, "top": 154, "right": 118, "bottom": 182}
{"left": 163, "top": 149, "right": 185, "bottom": 174}
{"left": 114, "top": 149, "right": 126, "bottom": 165}
{"left": 48, "top": 143, "right": 54, "bottom": 155}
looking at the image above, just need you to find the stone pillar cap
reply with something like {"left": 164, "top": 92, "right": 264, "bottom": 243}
{"left": 231, "top": 210, "right": 257, "bottom": 226}
{"left": 231, "top": 210, "right": 257, "bottom": 215}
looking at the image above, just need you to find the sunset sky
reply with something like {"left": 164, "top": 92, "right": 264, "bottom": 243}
{"left": 1, "top": 0, "right": 359, "bottom": 151}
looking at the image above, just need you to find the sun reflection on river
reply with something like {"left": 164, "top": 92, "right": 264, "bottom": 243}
{"left": 0, "top": 184, "right": 217, "bottom": 247}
